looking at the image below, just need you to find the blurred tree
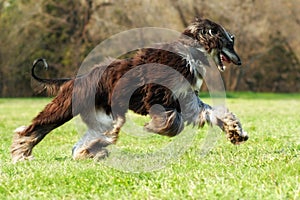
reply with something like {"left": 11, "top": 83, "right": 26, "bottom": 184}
{"left": 0, "top": 0, "right": 299, "bottom": 96}
{"left": 0, "top": 0, "right": 43, "bottom": 96}
{"left": 244, "top": 31, "right": 300, "bottom": 92}
{"left": 0, "top": 0, "right": 96, "bottom": 96}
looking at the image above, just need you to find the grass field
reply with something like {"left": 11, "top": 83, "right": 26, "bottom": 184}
{"left": 0, "top": 93, "right": 299, "bottom": 199}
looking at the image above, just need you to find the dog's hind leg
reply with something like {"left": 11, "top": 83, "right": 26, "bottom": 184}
{"left": 71, "top": 129, "right": 112, "bottom": 160}
{"left": 11, "top": 81, "right": 74, "bottom": 163}
{"left": 72, "top": 109, "right": 125, "bottom": 160}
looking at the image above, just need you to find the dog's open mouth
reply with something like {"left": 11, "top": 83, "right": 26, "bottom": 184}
{"left": 218, "top": 52, "right": 231, "bottom": 71}
{"left": 215, "top": 52, "right": 228, "bottom": 72}
{"left": 221, "top": 52, "right": 231, "bottom": 64}
{"left": 213, "top": 48, "right": 241, "bottom": 72}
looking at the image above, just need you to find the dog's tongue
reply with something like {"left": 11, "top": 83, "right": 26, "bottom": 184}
{"left": 221, "top": 54, "right": 231, "bottom": 63}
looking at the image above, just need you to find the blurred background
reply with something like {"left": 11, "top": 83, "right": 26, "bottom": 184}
{"left": 0, "top": 0, "right": 299, "bottom": 97}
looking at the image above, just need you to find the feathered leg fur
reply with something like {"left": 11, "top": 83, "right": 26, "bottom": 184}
{"left": 143, "top": 95, "right": 248, "bottom": 144}
{"left": 72, "top": 112, "right": 125, "bottom": 160}
{"left": 196, "top": 100, "right": 248, "bottom": 144}
{"left": 11, "top": 81, "right": 74, "bottom": 163}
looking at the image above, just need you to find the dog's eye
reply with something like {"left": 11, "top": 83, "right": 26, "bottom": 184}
{"left": 208, "top": 29, "right": 217, "bottom": 36}
{"left": 200, "top": 29, "right": 217, "bottom": 36}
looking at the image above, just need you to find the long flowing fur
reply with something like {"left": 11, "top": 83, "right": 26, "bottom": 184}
{"left": 11, "top": 18, "right": 248, "bottom": 162}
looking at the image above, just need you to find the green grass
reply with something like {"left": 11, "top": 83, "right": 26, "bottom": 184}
{"left": 0, "top": 94, "right": 300, "bottom": 199}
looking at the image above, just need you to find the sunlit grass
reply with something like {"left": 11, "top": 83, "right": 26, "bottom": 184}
{"left": 0, "top": 94, "right": 299, "bottom": 199}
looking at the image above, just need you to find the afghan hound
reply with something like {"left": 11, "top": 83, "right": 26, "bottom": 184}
{"left": 11, "top": 17, "right": 248, "bottom": 162}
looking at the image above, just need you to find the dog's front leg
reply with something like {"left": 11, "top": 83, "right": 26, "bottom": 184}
{"left": 196, "top": 100, "right": 248, "bottom": 144}
{"left": 144, "top": 108, "right": 184, "bottom": 137}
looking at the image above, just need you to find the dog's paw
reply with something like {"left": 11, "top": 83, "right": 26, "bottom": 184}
{"left": 72, "top": 147, "right": 94, "bottom": 160}
{"left": 73, "top": 147, "right": 109, "bottom": 160}
{"left": 73, "top": 138, "right": 110, "bottom": 160}
{"left": 12, "top": 154, "right": 34, "bottom": 164}
{"left": 94, "top": 149, "right": 109, "bottom": 161}
{"left": 222, "top": 112, "right": 248, "bottom": 144}
{"left": 11, "top": 128, "right": 35, "bottom": 163}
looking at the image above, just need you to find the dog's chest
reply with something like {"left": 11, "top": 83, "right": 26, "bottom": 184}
{"left": 192, "top": 75, "right": 203, "bottom": 92}
{"left": 183, "top": 56, "right": 206, "bottom": 92}
{"left": 177, "top": 45, "right": 208, "bottom": 92}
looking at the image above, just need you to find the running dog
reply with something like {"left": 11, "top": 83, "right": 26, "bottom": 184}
{"left": 11, "top": 17, "right": 248, "bottom": 162}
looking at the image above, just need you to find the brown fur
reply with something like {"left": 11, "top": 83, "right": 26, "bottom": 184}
{"left": 11, "top": 18, "right": 248, "bottom": 163}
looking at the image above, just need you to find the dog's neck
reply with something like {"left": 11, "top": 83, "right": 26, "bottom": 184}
{"left": 174, "top": 42, "right": 209, "bottom": 92}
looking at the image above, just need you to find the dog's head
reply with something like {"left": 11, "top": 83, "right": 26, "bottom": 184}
{"left": 183, "top": 17, "right": 241, "bottom": 72}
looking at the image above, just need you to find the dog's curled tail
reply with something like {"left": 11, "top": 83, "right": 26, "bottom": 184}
{"left": 32, "top": 58, "right": 72, "bottom": 96}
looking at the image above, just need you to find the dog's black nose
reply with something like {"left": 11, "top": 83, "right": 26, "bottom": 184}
{"left": 243, "top": 135, "right": 249, "bottom": 141}
{"left": 237, "top": 60, "right": 242, "bottom": 65}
